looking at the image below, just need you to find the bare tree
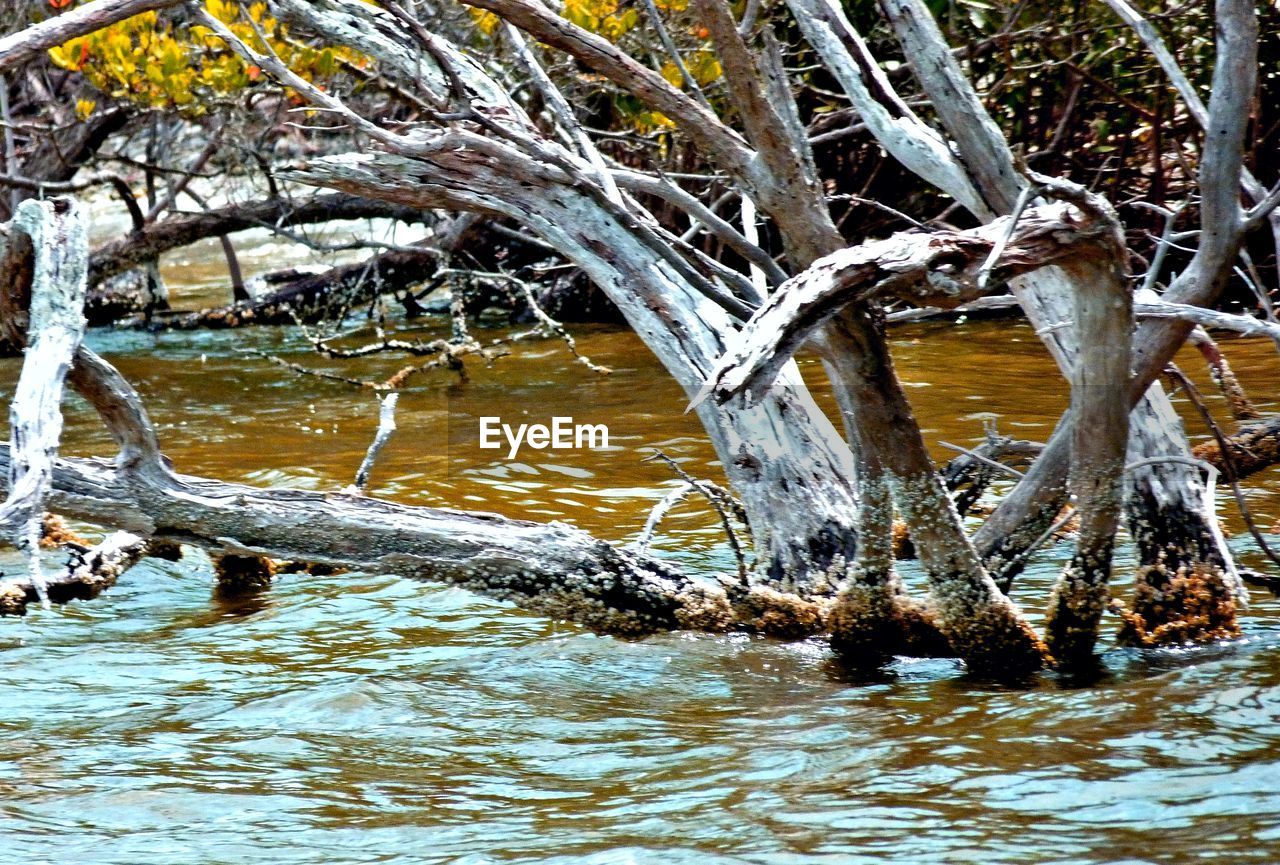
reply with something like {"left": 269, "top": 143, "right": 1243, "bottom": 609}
{"left": 0, "top": 0, "right": 1273, "bottom": 676}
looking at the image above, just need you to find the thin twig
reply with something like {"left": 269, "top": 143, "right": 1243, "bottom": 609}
{"left": 937, "top": 440, "right": 1025, "bottom": 479}
{"left": 643, "top": 449, "right": 751, "bottom": 584}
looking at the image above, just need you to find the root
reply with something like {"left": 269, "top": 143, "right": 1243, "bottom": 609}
{"left": 212, "top": 554, "right": 276, "bottom": 594}
{"left": 728, "top": 584, "right": 830, "bottom": 639}
{"left": 1117, "top": 561, "right": 1241, "bottom": 647}
{"left": 40, "top": 513, "right": 87, "bottom": 549}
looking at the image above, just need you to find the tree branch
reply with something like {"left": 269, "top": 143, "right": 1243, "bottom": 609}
{"left": 0, "top": 0, "right": 188, "bottom": 74}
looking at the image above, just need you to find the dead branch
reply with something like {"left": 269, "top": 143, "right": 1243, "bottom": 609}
{"left": 1191, "top": 415, "right": 1280, "bottom": 482}
{"left": 1187, "top": 326, "right": 1262, "bottom": 422}
{"left": 699, "top": 202, "right": 1116, "bottom": 404}
{"left": 0, "top": 0, "right": 187, "bottom": 74}
{"left": 351, "top": 393, "right": 398, "bottom": 493}
{"left": 0, "top": 531, "right": 149, "bottom": 617}
{"left": 0, "top": 198, "right": 89, "bottom": 606}
{"left": 0, "top": 441, "right": 747, "bottom": 635}
{"left": 1135, "top": 300, "right": 1280, "bottom": 353}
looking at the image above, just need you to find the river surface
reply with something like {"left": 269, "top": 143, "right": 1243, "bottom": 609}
{"left": 3, "top": 254, "right": 1280, "bottom": 863}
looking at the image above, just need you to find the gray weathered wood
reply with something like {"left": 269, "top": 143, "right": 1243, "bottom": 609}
{"left": 0, "top": 0, "right": 187, "bottom": 74}
{"left": 698, "top": 202, "right": 1117, "bottom": 403}
{"left": 0, "top": 198, "right": 88, "bottom": 604}
{"left": 0, "top": 530, "right": 148, "bottom": 617}
{"left": 0, "top": 443, "right": 744, "bottom": 635}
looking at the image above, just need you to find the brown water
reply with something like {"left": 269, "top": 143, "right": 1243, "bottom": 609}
{"left": 3, "top": 300, "right": 1280, "bottom": 863}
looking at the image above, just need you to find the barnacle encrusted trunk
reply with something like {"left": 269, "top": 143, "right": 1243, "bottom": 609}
{"left": 827, "top": 454, "right": 951, "bottom": 664}
{"left": 1119, "top": 403, "right": 1245, "bottom": 646}
{"left": 1042, "top": 253, "right": 1133, "bottom": 665}
{"left": 1118, "top": 562, "right": 1241, "bottom": 647}
{"left": 821, "top": 309, "right": 1046, "bottom": 676}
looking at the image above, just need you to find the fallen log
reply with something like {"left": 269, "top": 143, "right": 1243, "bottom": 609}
{"left": 113, "top": 244, "right": 441, "bottom": 329}
{"left": 1, "top": 443, "right": 745, "bottom": 635}
{"left": 86, "top": 192, "right": 430, "bottom": 292}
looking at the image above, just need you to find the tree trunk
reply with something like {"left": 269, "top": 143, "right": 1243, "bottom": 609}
{"left": 1043, "top": 257, "right": 1132, "bottom": 665}
{"left": 0, "top": 197, "right": 89, "bottom": 603}
{"left": 285, "top": 150, "right": 864, "bottom": 612}
{"left": 798, "top": 0, "right": 1249, "bottom": 636}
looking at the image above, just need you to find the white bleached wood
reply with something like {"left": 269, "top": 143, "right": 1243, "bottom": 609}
{"left": 0, "top": 0, "right": 186, "bottom": 74}
{"left": 0, "top": 198, "right": 88, "bottom": 606}
{"left": 700, "top": 202, "right": 1114, "bottom": 403}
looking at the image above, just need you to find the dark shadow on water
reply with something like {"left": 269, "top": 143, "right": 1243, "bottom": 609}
{"left": 814, "top": 637, "right": 1271, "bottom": 692}
{"left": 1046, "top": 654, "right": 1116, "bottom": 689}
{"left": 948, "top": 667, "right": 1044, "bottom": 692}
{"left": 210, "top": 586, "right": 275, "bottom": 619}
{"left": 820, "top": 656, "right": 901, "bottom": 686}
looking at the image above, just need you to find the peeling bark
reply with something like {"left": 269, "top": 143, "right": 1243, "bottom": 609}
{"left": 0, "top": 197, "right": 88, "bottom": 603}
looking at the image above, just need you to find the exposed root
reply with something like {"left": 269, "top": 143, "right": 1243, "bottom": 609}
{"left": 828, "top": 574, "right": 952, "bottom": 665}
{"left": 212, "top": 554, "right": 276, "bottom": 595}
{"left": 1117, "top": 561, "right": 1241, "bottom": 647}
{"left": 729, "top": 584, "right": 831, "bottom": 639}
{"left": 40, "top": 513, "right": 87, "bottom": 549}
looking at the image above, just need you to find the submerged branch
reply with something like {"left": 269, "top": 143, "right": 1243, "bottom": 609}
{"left": 0, "top": 531, "right": 149, "bottom": 617}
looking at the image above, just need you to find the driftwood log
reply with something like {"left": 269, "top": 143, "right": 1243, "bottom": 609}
{"left": 0, "top": 530, "right": 149, "bottom": 617}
